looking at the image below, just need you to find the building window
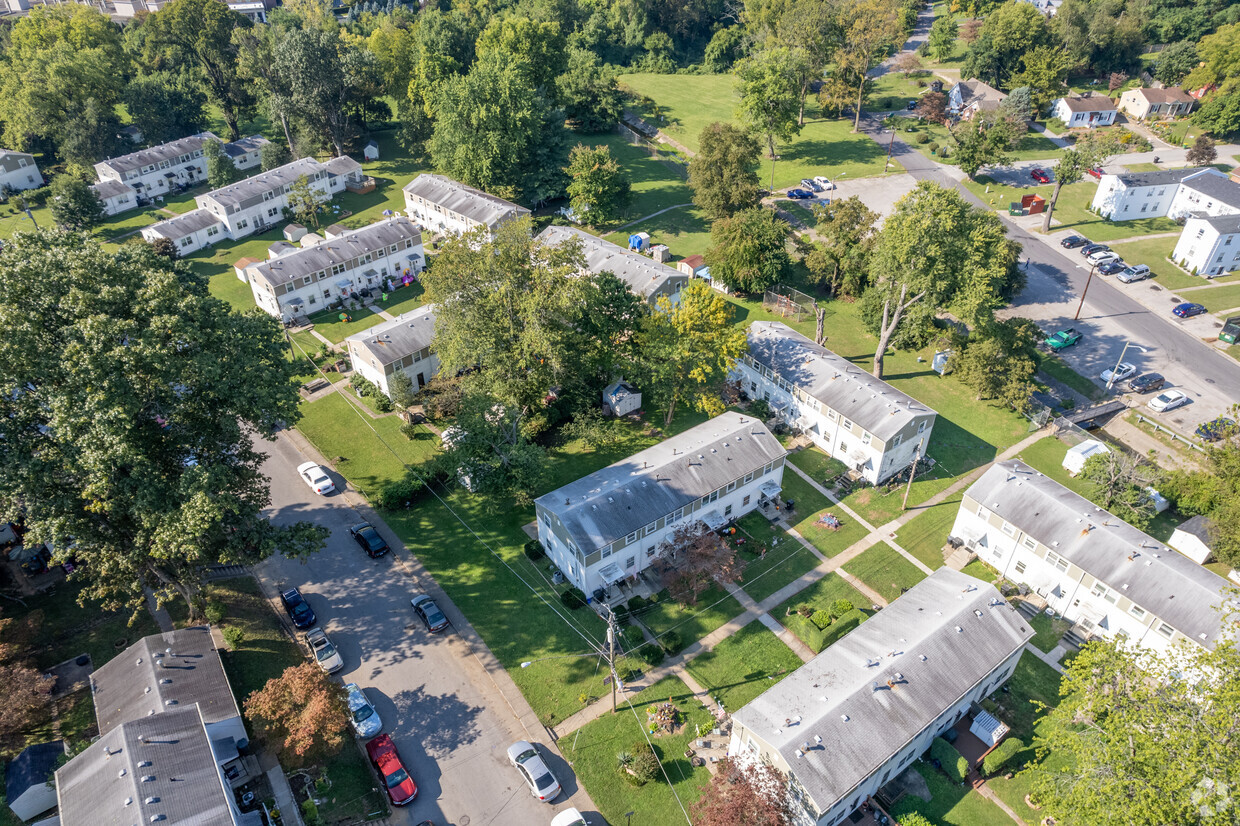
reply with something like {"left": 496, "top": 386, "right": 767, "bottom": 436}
{"left": 893, "top": 434, "right": 902, "bottom": 448}
{"left": 861, "top": 431, "right": 872, "bottom": 446}
{"left": 600, "top": 545, "right": 612, "bottom": 559}
{"left": 626, "top": 556, "right": 636, "bottom": 568}
{"left": 1046, "top": 551, "right": 1069, "bottom": 573}
{"left": 744, "top": 472, "right": 754, "bottom": 484}
{"left": 724, "top": 504, "right": 733, "bottom": 517}
{"left": 670, "top": 508, "right": 683, "bottom": 523}
{"left": 726, "top": 481, "right": 737, "bottom": 493}
{"left": 1014, "top": 560, "right": 1027, "bottom": 575}
{"left": 977, "top": 504, "right": 991, "bottom": 520}
{"left": 743, "top": 495, "right": 750, "bottom": 506}
{"left": 1000, "top": 521, "right": 1016, "bottom": 536}
{"left": 1021, "top": 535, "right": 1037, "bottom": 550}
{"left": 1157, "top": 622, "right": 1174, "bottom": 639}
{"left": 918, "top": 420, "right": 927, "bottom": 434}
{"left": 842, "top": 418, "right": 853, "bottom": 430}
{"left": 1129, "top": 605, "right": 1146, "bottom": 620}
{"left": 626, "top": 531, "right": 638, "bottom": 544}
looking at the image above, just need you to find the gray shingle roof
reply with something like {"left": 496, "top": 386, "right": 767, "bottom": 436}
{"left": 1131, "top": 86, "right": 1194, "bottom": 104}
{"left": 95, "top": 132, "right": 219, "bottom": 176}
{"left": 1174, "top": 514, "right": 1214, "bottom": 545}
{"left": 964, "top": 461, "right": 1231, "bottom": 646}
{"left": 731, "top": 568, "right": 1031, "bottom": 812}
{"left": 745, "top": 321, "right": 936, "bottom": 440}
{"left": 1195, "top": 212, "right": 1240, "bottom": 234}
{"left": 955, "top": 79, "right": 1006, "bottom": 106}
{"left": 1180, "top": 169, "right": 1240, "bottom": 210}
{"left": 56, "top": 706, "right": 238, "bottom": 826}
{"left": 6, "top": 740, "right": 65, "bottom": 800}
{"left": 246, "top": 217, "right": 422, "bottom": 289}
{"left": 402, "top": 173, "right": 529, "bottom": 227}
{"left": 1111, "top": 167, "right": 1200, "bottom": 188}
{"left": 345, "top": 304, "right": 437, "bottom": 366}
{"left": 200, "top": 157, "right": 325, "bottom": 209}
{"left": 536, "top": 225, "right": 688, "bottom": 301}
{"left": 91, "top": 178, "right": 131, "bottom": 200}
{"left": 91, "top": 626, "right": 241, "bottom": 735}
{"left": 323, "top": 155, "right": 363, "bottom": 178}
{"left": 143, "top": 208, "right": 223, "bottom": 240}
{"left": 222, "top": 135, "right": 270, "bottom": 158}
{"left": 535, "top": 411, "right": 786, "bottom": 552}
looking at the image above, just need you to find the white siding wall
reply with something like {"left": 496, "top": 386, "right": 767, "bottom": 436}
{"left": 248, "top": 239, "right": 424, "bottom": 319}
{"left": 1173, "top": 219, "right": 1240, "bottom": 277}
{"left": 99, "top": 193, "right": 136, "bottom": 216}
{"left": 348, "top": 347, "right": 440, "bottom": 398}
{"left": 733, "top": 358, "right": 932, "bottom": 485}
{"left": 537, "top": 465, "right": 784, "bottom": 595}
{"left": 949, "top": 498, "right": 1191, "bottom": 654}
{"left": 1090, "top": 177, "right": 1179, "bottom": 220}
{"left": 1166, "top": 180, "right": 1240, "bottom": 222}
{"left": 1053, "top": 101, "right": 1117, "bottom": 127}
{"left": 403, "top": 193, "right": 482, "bottom": 238}
{"left": 0, "top": 158, "right": 42, "bottom": 193}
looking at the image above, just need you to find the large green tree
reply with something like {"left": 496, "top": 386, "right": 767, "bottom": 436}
{"left": 807, "top": 196, "right": 877, "bottom": 299}
{"left": 1052, "top": 0, "right": 1145, "bottom": 76}
{"left": 49, "top": 174, "right": 104, "bottom": 231}
{"left": 475, "top": 16, "right": 567, "bottom": 95}
{"left": 735, "top": 47, "right": 805, "bottom": 160}
{"left": 429, "top": 52, "right": 569, "bottom": 205}
{"left": 636, "top": 280, "right": 748, "bottom": 428}
{"left": 556, "top": 47, "right": 625, "bottom": 133}
{"left": 950, "top": 318, "right": 1040, "bottom": 414}
{"left": 961, "top": 1, "right": 1052, "bottom": 88}
{"left": 1006, "top": 45, "right": 1074, "bottom": 110}
{"left": 204, "top": 139, "right": 241, "bottom": 190}
{"left": 927, "top": 15, "right": 959, "bottom": 63}
{"left": 271, "top": 26, "right": 377, "bottom": 157}
{"left": 775, "top": 0, "right": 837, "bottom": 126}
{"left": 1078, "top": 450, "right": 1158, "bottom": 530}
{"left": 1159, "top": 409, "right": 1240, "bottom": 566}
{"left": 688, "top": 122, "right": 762, "bottom": 219}
{"left": 1153, "top": 40, "right": 1199, "bottom": 85}
{"left": 835, "top": 0, "right": 905, "bottom": 131}
{"left": 436, "top": 393, "right": 547, "bottom": 503}
{"left": 123, "top": 72, "right": 208, "bottom": 146}
{"left": 0, "top": 231, "right": 326, "bottom": 617}
{"left": 951, "top": 115, "right": 1024, "bottom": 179}
{"left": 863, "top": 181, "right": 1021, "bottom": 378}
{"left": 143, "top": 0, "right": 256, "bottom": 141}
{"left": 1041, "top": 132, "right": 1121, "bottom": 233}
{"left": 704, "top": 207, "right": 792, "bottom": 295}
{"left": 1028, "top": 630, "right": 1240, "bottom": 826}
{"left": 565, "top": 143, "right": 632, "bottom": 225}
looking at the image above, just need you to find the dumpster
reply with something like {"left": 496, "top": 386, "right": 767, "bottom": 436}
{"left": 1221, "top": 315, "right": 1240, "bottom": 344}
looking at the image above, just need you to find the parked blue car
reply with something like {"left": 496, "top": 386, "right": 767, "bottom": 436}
{"left": 1173, "top": 302, "right": 1207, "bottom": 318}
{"left": 787, "top": 188, "right": 814, "bottom": 199}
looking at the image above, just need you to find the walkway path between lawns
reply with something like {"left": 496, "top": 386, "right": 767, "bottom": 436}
{"left": 553, "top": 428, "right": 1054, "bottom": 737}
{"left": 614, "top": 202, "right": 694, "bottom": 232}
{"left": 972, "top": 776, "right": 1028, "bottom": 825}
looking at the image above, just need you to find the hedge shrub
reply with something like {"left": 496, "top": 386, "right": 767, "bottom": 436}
{"left": 982, "top": 737, "right": 1026, "bottom": 776}
{"left": 811, "top": 610, "right": 833, "bottom": 630}
{"left": 629, "top": 741, "right": 660, "bottom": 784}
{"left": 930, "top": 737, "right": 969, "bottom": 782}
{"left": 560, "top": 587, "right": 587, "bottom": 610}
{"left": 830, "top": 599, "right": 855, "bottom": 619}
{"left": 638, "top": 643, "right": 665, "bottom": 666}
{"left": 627, "top": 595, "right": 646, "bottom": 611}
{"left": 620, "top": 624, "right": 645, "bottom": 650}
{"left": 660, "top": 630, "right": 683, "bottom": 655}
{"left": 373, "top": 474, "right": 426, "bottom": 510}
{"left": 522, "top": 540, "right": 546, "bottom": 561}
{"left": 916, "top": 132, "right": 931, "bottom": 144}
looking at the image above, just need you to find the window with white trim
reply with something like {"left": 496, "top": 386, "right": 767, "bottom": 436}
{"left": 1014, "top": 560, "right": 1027, "bottom": 575}
{"left": 1021, "top": 535, "right": 1037, "bottom": 550}
{"left": 625, "top": 531, "right": 638, "bottom": 544}
{"left": 1046, "top": 551, "right": 1069, "bottom": 573}
{"left": 1129, "top": 604, "right": 1146, "bottom": 620}
{"left": 726, "top": 481, "right": 737, "bottom": 493}
{"left": 744, "top": 472, "right": 754, "bottom": 484}
{"left": 1001, "top": 521, "right": 1016, "bottom": 536}
{"left": 1157, "top": 622, "right": 1174, "bottom": 638}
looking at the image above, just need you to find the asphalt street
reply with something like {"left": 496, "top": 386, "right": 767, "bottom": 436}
{"left": 858, "top": 115, "right": 1240, "bottom": 428}
{"left": 255, "top": 432, "right": 595, "bottom": 826}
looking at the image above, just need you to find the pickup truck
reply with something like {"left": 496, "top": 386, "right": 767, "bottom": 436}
{"left": 1044, "top": 328, "right": 1082, "bottom": 351}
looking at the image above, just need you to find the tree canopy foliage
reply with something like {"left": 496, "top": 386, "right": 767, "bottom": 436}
{"left": 705, "top": 207, "right": 792, "bottom": 295}
{"left": 689, "top": 122, "right": 762, "bottom": 219}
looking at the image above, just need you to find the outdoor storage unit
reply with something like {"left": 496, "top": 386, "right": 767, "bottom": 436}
{"left": 1220, "top": 316, "right": 1240, "bottom": 344}
{"left": 1062, "top": 439, "right": 1110, "bottom": 476}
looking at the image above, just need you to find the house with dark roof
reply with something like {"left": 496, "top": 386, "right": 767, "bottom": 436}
{"left": 345, "top": 303, "right": 439, "bottom": 397}
{"left": 91, "top": 178, "right": 136, "bottom": 216}
{"left": 727, "top": 568, "right": 1032, "bottom": 826}
{"left": 1169, "top": 514, "right": 1217, "bottom": 564}
{"left": 1118, "top": 86, "right": 1195, "bottom": 120}
{"left": 1173, "top": 212, "right": 1240, "bottom": 277}
{"left": 947, "top": 79, "right": 1007, "bottom": 120}
{"left": 0, "top": 149, "right": 42, "bottom": 196}
{"left": 535, "top": 412, "right": 786, "bottom": 596}
{"left": 950, "top": 461, "right": 1231, "bottom": 652}
{"left": 5, "top": 740, "right": 65, "bottom": 822}
{"left": 89, "top": 627, "right": 255, "bottom": 788}
{"left": 1050, "top": 94, "right": 1118, "bottom": 128}
{"left": 402, "top": 173, "right": 530, "bottom": 239}
{"left": 55, "top": 705, "right": 260, "bottom": 826}
{"left": 734, "top": 322, "right": 937, "bottom": 485}
{"left": 93, "top": 133, "right": 272, "bottom": 204}
{"left": 241, "top": 216, "right": 423, "bottom": 320}
{"left": 536, "top": 225, "right": 689, "bottom": 306}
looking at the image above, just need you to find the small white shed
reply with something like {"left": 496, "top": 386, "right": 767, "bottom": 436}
{"left": 603, "top": 380, "right": 641, "bottom": 417}
{"left": 363, "top": 139, "right": 380, "bottom": 161}
{"left": 1169, "top": 515, "right": 1214, "bottom": 564}
{"left": 283, "top": 223, "right": 308, "bottom": 243}
{"left": 969, "top": 709, "right": 1009, "bottom": 748}
{"left": 1062, "top": 439, "right": 1110, "bottom": 476}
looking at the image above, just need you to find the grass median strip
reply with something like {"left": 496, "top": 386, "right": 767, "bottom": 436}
{"left": 843, "top": 542, "right": 927, "bottom": 603}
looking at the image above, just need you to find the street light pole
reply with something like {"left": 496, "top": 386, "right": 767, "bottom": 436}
{"left": 884, "top": 129, "right": 896, "bottom": 172}
{"left": 1105, "top": 342, "right": 1149, "bottom": 391}
{"left": 1073, "top": 262, "right": 1099, "bottom": 321}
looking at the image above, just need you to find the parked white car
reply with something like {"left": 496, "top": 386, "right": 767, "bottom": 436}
{"left": 345, "top": 682, "right": 382, "bottom": 739}
{"left": 297, "top": 461, "right": 335, "bottom": 495}
{"left": 306, "top": 627, "right": 344, "bottom": 673}
{"left": 1147, "top": 389, "right": 1189, "bottom": 412}
{"left": 1100, "top": 363, "right": 1137, "bottom": 384}
{"left": 1087, "top": 250, "right": 1120, "bottom": 265}
{"left": 812, "top": 175, "right": 836, "bottom": 190}
{"left": 551, "top": 808, "right": 590, "bottom": 826}
{"left": 507, "top": 741, "right": 561, "bottom": 803}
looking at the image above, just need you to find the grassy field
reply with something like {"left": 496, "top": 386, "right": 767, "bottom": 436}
{"left": 21, "top": 579, "right": 163, "bottom": 672}
{"left": 1037, "top": 352, "right": 1107, "bottom": 401}
{"left": 684, "top": 624, "right": 804, "bottom": 712}
{"left": 578, "top": 132, "right": 694, "bottom": 226}
{"left": 1192, "top": 282, "right": 1240, "bottom": 313}
{"left": 638, "top": 586, "right": 745, "bottom": 654}
{"left": 620, "top": 73, "right": 901, "bottom": 189}
{"left": 843, "top": 542, "right": 928, "bottom": 602}
{"left": 1108, "top": 236, "right": 1213, "bottom": 290}
{"left": 895, "top": 492, "right": 961, "bottom": 569}
{"left": 605, "top": 203, "right": 714, "bottom": 259}
{"left": 733, "top": 512, "right": 825, "bottom": 604}
{"left": 773, "top": 572, "right": 871, "bottom": 652}
{"left": 1026, "top": 611, "right": 1070, "bottom": 653}
{"left": 558, "top": 677, "right": 714, "bottom": 826}
{"left": 891, "top": 761, "right": 1015, "bottom": 825}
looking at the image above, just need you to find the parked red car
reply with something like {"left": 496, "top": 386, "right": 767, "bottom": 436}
{"left": 1030, "top": 168, "right": 1051, "bottom": 184}
{"left": 1086, "top": 167, "right": 1105, "bottom": 179}
{"left": 366, "top": 735, "right": 418, "bottom": 806}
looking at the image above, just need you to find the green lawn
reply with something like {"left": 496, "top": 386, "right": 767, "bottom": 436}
{"left": 372, "top": 282, "right": 427, "bottom": 317}
{"left": 620, "top": 73, "right": 901, "bottom": 188}
{"left": 891, "top": 761, "right": 1015, "bottom": 825}
{"left": 578, "top": 132, "right": 694, "bottom": 226}
{"left": 1193, "top": 282, "right": 1240, "bottom": 313}
{"left": 294, "top": 392, "right": 440, "bottom": 496}
{"left": 558, "top": 677, "right": 714, "bottom": 826}
{"left": 960, "top": 558, "right": 1000, "bottom": 583}
{"left": 638, "top": 586, "right": 744, "bottom": 654}
{"left": 895, "top": 492, "right": 960, "bottom": 569}
{"left": 773, "top": 572, "right": 871, "bottom": 652}
{"left": 1108, "top": 236, "right": 1212, "bottom": 290}
{"left": 842, "top": 542, "right": 927, "bottom": 602}
{"left": 684, "top": 624, "right": 804, "bottom": 712}
{"left": 787, "top": 447, "right": 849, "bottom": 484}
{"left": 208, "top": 576, "right": 305, "bottom": 703}
{"left": 605, "top": 203, "right": 714, "bottom": 259}
{"left": 1026, "top": 611, "right": 1070, "bottom": 653}
{"left": 733, "top": 515, "right": 825, "bottom": 605}
{"left": 21, "top": 579, "right": 163, "bottom": 672}
{"left": 304, "top": 305, "right": 389, "bottom": 344}
{"left": 1040, "top": 181, "right": 1183, "bottom": 241}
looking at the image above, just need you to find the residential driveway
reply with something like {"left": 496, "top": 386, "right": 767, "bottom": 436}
{"left": 983, "top": 161, "right": 1058, "bottom": 189}
{"left": 255, "top": 432, "right": 595, "bottom": 826}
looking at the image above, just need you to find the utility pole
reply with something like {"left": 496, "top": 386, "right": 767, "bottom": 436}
{"left": 605, "top": 604, "right": 618, "bottom": 714}
{"left": 902, "top": 442, "right": 922, "bottom": 511}
{"left": 20, "top": 198, "right": 37, "bottom": 229}
{"left": 1073, "top": 263, "right": 1099, "bottom": 321}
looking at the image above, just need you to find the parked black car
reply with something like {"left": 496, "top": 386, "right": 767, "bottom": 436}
{"left": 1099, "top": 259, "right": 1127, "bottom": 275}
{"left": 281, "top": 587, "right": 317, "bottom": 629}
{"left": 1128, "top": 373, "right": 1165, "bottom": 394}
{"left": 349, "top": 522, "right": 390, "bottom": 558}
{"left": 1060, "top": 235, "right": 1090, "bottom": 249}
{"left": 1080, "top": 243, "right": 1111, "bottom": 257}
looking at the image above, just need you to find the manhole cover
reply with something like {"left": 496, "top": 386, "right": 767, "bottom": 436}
{"left": 460, "top": 818, "right": 470, "bottom": 826}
